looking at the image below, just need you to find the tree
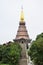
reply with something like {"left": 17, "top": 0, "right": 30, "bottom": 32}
{"left": 0, "top": 42, "right": 22, "bottom": 65}
{"left": 28, "top": 33, "right": 43, "bottom": 65}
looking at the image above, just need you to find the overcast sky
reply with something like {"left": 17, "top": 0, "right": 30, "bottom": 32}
{"left": 0, "top": 0, "right": 43, "bottom": 44}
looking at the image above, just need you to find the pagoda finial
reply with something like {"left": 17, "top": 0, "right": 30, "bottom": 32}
{"left": 20, "top": 6, "right": 24, "bottom": 22}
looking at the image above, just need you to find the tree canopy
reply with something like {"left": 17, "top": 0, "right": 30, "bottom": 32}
{"left": 28, "top": 33, "right": 43, "bottom": 65}
{"left": 0, "top": 42, "right": 22, "bottom": 65}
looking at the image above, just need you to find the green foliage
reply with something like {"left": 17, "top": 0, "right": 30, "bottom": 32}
{"left": 28, "top": 33, "right": 43, "bottom": 65}
{"left": 0, "top": 42, "right": 22, "bottom": 65}
{"left": 0, "top": 64, "right": 9, "bottom": 65}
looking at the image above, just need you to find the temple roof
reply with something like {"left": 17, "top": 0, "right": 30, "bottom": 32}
{"left": 14, "top": 8, "right": 30, "bottom": 41}
{"left": 15, "top": 24, "right": 29, "bottom": 40}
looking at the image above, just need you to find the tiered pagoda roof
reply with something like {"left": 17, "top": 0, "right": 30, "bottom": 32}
{"left": 14, "top": 7, "right": 31, "bottom": 42}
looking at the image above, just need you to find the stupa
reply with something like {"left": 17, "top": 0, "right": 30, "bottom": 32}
{"left": 14, "top": 8, "right": 31, "bottom": 44}
{"left": 13, "top": 7, "right": 31, "bottom": 65}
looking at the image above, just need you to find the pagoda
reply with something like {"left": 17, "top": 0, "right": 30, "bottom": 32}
{"left": 13, "top": 7, "right": 31, "bottom": 65}
{"left": 14, "top": 8, "right": 31, "bottom": 45}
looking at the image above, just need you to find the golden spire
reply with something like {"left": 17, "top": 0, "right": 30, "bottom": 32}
{"left": 20, "top": 6, "right": 24, "bottom": 22}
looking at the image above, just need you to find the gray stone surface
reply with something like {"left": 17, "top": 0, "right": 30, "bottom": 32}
{"left": 19, "top": 59, "right": 27, "bottom": 65}
{"left": 18, "top": 43, "right": 28, "bottom": 65}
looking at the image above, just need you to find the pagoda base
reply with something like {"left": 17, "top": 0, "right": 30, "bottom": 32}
{"left": 19, "top": 58, "right": 27, "bottom": 65}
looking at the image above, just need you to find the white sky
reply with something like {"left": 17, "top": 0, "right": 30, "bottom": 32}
{"left": 0, "top": 0, "right": 43, "bottom": 44}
